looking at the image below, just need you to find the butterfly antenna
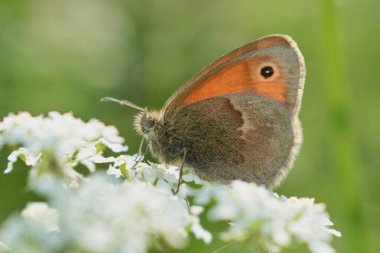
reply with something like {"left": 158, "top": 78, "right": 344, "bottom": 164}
{"left": 100, "top": 97, "right": 145, "bottom": 111}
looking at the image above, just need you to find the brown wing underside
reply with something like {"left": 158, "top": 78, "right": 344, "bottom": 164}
{"left": 169, "top": 94, "right": 301, "bottom": 188}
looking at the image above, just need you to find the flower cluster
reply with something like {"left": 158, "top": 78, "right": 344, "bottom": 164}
{"left": 1, "top": 175, "right": 195, "bottom": 253}
{"left": 0, "top": 112, "right": 340, "bottom": 253}
{"left": 191, "top": 182, "right": 340, "bottom": 253}
{"left": 0, "top": 111, "right": 126, "bottom": 183}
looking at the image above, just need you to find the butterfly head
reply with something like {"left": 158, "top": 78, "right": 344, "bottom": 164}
{"left": 100, "top": 97, "right": 163, "bottom": 138}
{"left": 134, "top": 110, "right": 162, "bottom": 137}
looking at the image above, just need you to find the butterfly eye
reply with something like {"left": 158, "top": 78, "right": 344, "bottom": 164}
{"left": 260, "top": 66, "right": 274, "bottom": 79}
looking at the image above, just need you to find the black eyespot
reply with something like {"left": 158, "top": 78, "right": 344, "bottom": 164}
{"left": 260, "top": 66, "right": 274, "bottom": 79}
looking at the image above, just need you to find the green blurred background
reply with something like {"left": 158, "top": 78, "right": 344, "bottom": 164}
{"left": 0, "top": 0, "right": 379, "bottom": 252}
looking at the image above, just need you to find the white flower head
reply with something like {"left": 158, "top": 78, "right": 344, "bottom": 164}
{"left": 0, "top": 112, "right": 127, "bottom": 182}
{"left": 190, "top": 180, "right": 340, "bottom": 253}
{"left": 21, "top": 202, "right": 59, "bottom": 232}
{"left": 0, "top": 174, "right": 195, "bottom": 253}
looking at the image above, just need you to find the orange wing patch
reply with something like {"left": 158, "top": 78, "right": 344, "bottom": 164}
{"left": 183, "top": 56, "right": 287, "bottom": 105}
{"left": 162, "top": 35, "right": 303, "bottom": 119}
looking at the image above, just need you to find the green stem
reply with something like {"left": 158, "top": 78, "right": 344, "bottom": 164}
{"left": 320, "top": 0, "right": 367, "bottom": 252}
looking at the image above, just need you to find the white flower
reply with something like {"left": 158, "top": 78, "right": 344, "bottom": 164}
{"left": 4, "top": 148, "right": 41, "bottom": 173}
{"left": 106, "top": 165, "right": 123, "bottom": 178}
{"left": 107, "top": 154, "right": 181, "bottom": 190}
{"left": 21, "top": 202, "right": 59, "bottom": 232}
{"left": 189, "top": 209, "right": 212, "bottom": 244}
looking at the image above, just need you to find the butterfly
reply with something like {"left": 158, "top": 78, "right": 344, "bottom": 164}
{"left": 103, "top": 34, "right": 305, "bottom": 190}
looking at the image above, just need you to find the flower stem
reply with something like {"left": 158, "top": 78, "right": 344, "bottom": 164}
{"left": 320, "top": 0, "right": 367, "bottom": 252}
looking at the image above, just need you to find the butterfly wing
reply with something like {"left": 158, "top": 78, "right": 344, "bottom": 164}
{"left": 159, "top": 34, "right": 305, "bottom": 188}
{"left": 162, "top": 34, "right": 305, "bottom": 120}
{"left": 167, "top": 93, "right": 301, "bottom": 188}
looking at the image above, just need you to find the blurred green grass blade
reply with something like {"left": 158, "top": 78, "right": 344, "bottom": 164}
{"left": 0, "top": 241, "right": 13, "bottom": 253}
{"left": 320, "top": 0, "right": 367, "bottom": 252}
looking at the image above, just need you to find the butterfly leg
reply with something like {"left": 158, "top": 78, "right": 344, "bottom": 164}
{"left": 131, "top": 137, "right": 151, "bottom": 170}
{"left": 134, "top": 137, "right": 145, "bottom": 161}
{"left": 173, "top": 149, "right": 187, "bottom": 194}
